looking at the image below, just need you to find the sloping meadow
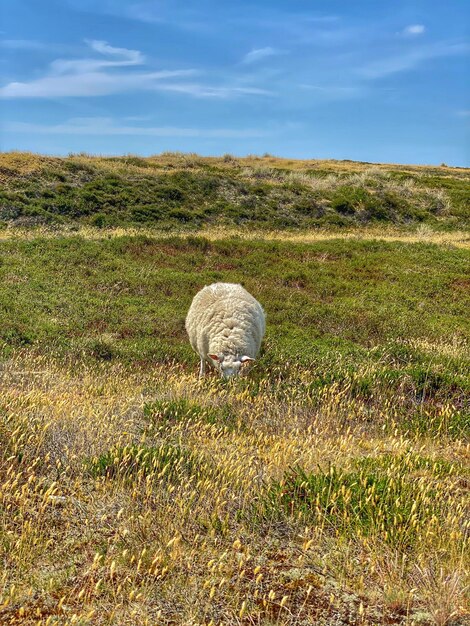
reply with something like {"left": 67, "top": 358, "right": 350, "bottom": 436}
{"left": 1, "top": 152, "right": 469, "bottom": 229}
{"left": 0, "top": 232, "right": 469, "bottom": 624}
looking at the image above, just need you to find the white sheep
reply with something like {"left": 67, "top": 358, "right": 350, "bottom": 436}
{"left": 185, "top": 282, "right": 265, "bottom": 378}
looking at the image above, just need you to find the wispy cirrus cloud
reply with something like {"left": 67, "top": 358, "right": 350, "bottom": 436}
{"left": 154, "top": 83, "right": 273, "bottom": 98}
{"left": 47, "top": 39, "right": 145, "bottom": 75}
{"left": 242, "top": 47, "right": 285, "bottom": 64}
{"left": 402, "top": 24, "right": 426, "bottom": 37}
{"left": 0, "top": 70, "right": 197, "bottom": 98}
{"left": 87, "top": 40, "right": 142, "bottom": 59}
{"left": 0, "top": 39, "right": 271, "bottom": 99}
{"left": 4, "top": 117, "right": 271, "bottom": 138}
{"left": 0, "top": 39, "right": 184, "bottom": 97}
{"left": 358, "top": 41, "right": 469, "bottom": 79}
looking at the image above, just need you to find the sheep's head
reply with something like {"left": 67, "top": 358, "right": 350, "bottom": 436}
{"left": 208, "top": 354, "right": 255, "bottom": 379}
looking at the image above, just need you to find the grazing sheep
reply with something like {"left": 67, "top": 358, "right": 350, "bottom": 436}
{"left": 185, "top": 282, "right": 265, "bottom": 378}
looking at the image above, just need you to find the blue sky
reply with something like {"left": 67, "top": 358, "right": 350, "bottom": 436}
{"left": 1, "top": 0, "right": 469, "bottom": 165}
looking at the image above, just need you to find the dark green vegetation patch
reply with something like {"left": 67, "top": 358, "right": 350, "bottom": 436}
{"left": 89, "top": 443, "right": 208, "bottom": 484}
{"left": 260, "top": 453, "right": 456, "bottom": 550}
{"left": 1, "top": 153, "right": 468, "bottom": 228}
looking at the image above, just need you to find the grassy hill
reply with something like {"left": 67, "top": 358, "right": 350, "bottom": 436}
{"left": 1, "top": 151, "right": 469, "bottom": 230}
{"left": 0, "top": 153, "right": 469, "bottom": 625}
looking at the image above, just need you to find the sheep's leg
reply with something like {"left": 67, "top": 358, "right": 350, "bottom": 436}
{"left": 199, "top": 357, "right": 206, "bottom": 378}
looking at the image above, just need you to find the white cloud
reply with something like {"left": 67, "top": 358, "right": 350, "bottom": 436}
{"left": 155, "top": 83, "right": 273, "bottom": 98}
{"left": 0, "top": 39, "right": 271, "bottom": 99}
{"left": 0, "top": 73, "right": 272, "bottom": 99}
{"left": 0, "top": 39, "right": 163, "bottom": 97}
{"left": 358, "top": 41, "right": 469, "bottom": 79}
{"left": 242, "top": 47, "right": 284, "bottom": 64}
{"left": 49, "top": 40, "right": 145, "bottom": 75}
{"left": 402, "top": 24, "right": 426, "bottom": 37}
{"left": 0, "top": 70, "right": 198, "bottom": 98}
{"left": 4, "top": 117, "right": 270, "bottom": 138}
{"left": 87, "top": 40, "right": 142, "bottom": 60}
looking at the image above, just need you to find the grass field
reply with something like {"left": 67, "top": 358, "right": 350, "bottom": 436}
{"left": 0, "top": 154, "right": 469, "bottom": 625}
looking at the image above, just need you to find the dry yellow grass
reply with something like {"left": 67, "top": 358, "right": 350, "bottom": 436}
{"left": 0, "top": 225, "right": 468, "bottom": 249}
{"left": 1, "top": 351, "right": 468, "bottom": 625}
{"left": 2, "top": 150, "right": 467, "bottom": 176}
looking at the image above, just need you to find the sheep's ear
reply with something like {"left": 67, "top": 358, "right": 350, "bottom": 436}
{"left": 241, "top": 356, "right": 255, "bottom": 364}
{"left": 208, "top": 354, "right": 220, "bottom": 362}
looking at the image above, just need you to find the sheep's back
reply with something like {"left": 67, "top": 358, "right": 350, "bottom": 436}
{"left": 185, "top": 283, "right": 265, "bottom": 353}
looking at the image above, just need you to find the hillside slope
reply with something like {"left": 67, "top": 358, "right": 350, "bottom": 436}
{"left": 1, "top": 151, "right": 469, "bottom": 229}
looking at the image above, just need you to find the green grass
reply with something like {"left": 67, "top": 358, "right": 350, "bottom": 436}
{"left": 260, "top": 452, "right": 457, "bottom": 550}
{"left": 259, "top": 450, "right": 468, "bottom": 568}
{"left": 0, "top": 235, "right": 468, "bottom": 407}
{"left": 396, "top": 407, "right": 469, "bottom": 438}
{"left": 1, "top": 232, "right": 468, "bottom": 458}
{"left": 88, "top": 443, "right": 207, "bottom": 484}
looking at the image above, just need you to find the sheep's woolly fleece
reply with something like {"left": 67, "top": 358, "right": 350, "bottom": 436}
{"left": 185, "top": 283, "right": 265, "bottom": 376}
